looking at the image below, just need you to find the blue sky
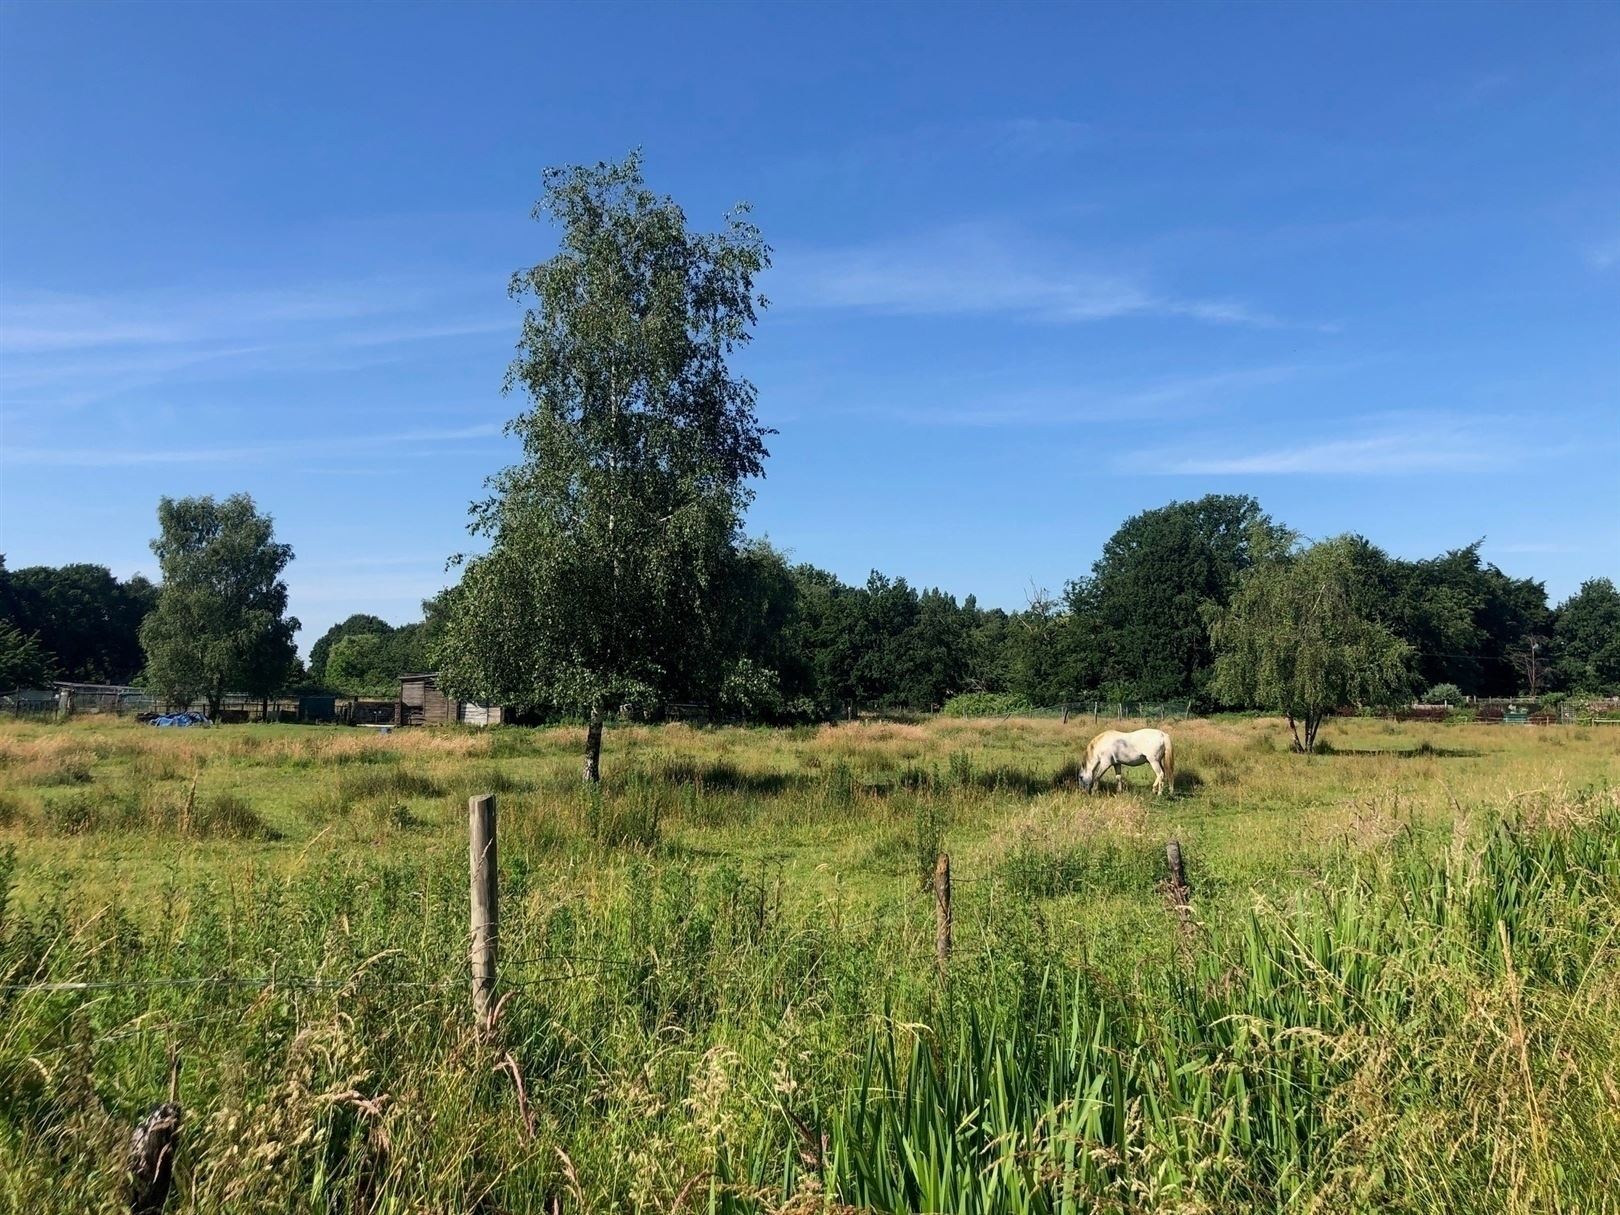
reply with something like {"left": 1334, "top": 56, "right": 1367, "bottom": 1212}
{"left": 2, "top": 0, "right": 1616, "bottom": 651}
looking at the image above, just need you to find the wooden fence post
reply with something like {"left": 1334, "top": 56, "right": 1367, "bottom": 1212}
{"left": 933, "top": 852, "right": 952, "bottom": 973}
{"left": 127, "top": 1051, "right": 182, "bottom": 1215}
{"left": 1165, "top": 840, "right": 1191, "bottom": 919}
{"left": 469, "top": 794, "right": 498, "bottom": 1025}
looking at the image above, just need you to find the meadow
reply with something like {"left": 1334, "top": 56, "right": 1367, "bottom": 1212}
{"left": 0, "top": 713, "right": 1616, "bottom": 1213}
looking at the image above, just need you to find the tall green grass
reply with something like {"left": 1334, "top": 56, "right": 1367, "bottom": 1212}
{"left": 0, "top": 714, "right": 1616, "bottom": 1213}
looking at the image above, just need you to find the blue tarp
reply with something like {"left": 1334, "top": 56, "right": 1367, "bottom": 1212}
{"left": 150, "top": 712, "right": 210, "bottom": 727}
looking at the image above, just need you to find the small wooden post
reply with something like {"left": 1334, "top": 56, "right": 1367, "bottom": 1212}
{"left": 127, "top": 1051, "right": 182, "bottom": 1215}
{"left": 469, "top": 794, "right": 498, "bottom": 1024}
{"left": 933, "top": 852, "right": 952, "bottom": 973}
{"left": 1165, "top": 840, "right": 1190, "bottom": 912}
{"left": 1061, "top": 703, "right": 1070, "bottom": 724}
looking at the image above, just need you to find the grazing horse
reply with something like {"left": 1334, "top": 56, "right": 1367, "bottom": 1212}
{"left": 1078, "top": 728, "right": 1175, "bottom": 796}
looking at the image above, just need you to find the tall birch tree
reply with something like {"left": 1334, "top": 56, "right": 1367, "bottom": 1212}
{"left": 436, "top": 153, "right": 771, "bottom": 780}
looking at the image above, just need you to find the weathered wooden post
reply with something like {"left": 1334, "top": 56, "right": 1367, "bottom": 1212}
{"left": 1166, "top": 840, "right": 1188, "bottom": 897}
{"left": 127, "top": 1051, "right": 182, "bottom": 1214}
{"left": 1165, "top": 840, "right": 1191, "bottom": 922}
{"left": 933, "top": 852, "right": 952, "bottom": 973}
{"left": 469, "top": 794, "right": 498, "bottom": 1024}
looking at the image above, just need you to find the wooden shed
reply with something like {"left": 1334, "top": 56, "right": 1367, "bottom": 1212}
{"left": 398, "top": 673, "right": 507, "bottom": 727}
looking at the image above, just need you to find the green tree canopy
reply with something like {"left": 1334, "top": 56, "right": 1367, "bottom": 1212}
{"left": 308, "top": 613, "right": 392, "bottom": 685}
{"left": 138, "top": 494, "right": 299, "bottom": 716}
{"left": 320, "top": 624, "right": 431, "bottom": 696}
{"left": 1082, "top": 494, "right": 1288, "bottom": 701}
{"left": 1206, "top": 536, "right": 1412, "bottom": 752}
{"left": 435, "top": 152, "right": 771, "bottom": 779}
{"left": 1552, "top": 578, "right": 1620, "bottom": 693}
{"left": 0, "top": 618, "right": 54, "bottom": 689}
{"left": 0, "top": 560, "right": 157, "bottom": 683}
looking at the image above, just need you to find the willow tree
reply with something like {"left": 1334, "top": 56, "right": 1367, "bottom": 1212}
{"left": 1205, "top": 536, "right": 1410, "bottom": 753}
{"left": 436, "top": 153, "right": 770, "bottom": 780}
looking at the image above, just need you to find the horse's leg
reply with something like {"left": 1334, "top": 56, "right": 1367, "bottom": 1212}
{"left": 1115, "top": 761, "right": 1125, "bottom": 793}
{"left": 1148, "top": 756, "right": 1165, "bottom": 796}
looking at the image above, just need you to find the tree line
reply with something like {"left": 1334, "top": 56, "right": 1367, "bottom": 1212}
{"left": 7, "top": 499, "right": 1614, "bottom": 717}
{"left": 3, "top": 153, "right": 1616, "bottom": 771}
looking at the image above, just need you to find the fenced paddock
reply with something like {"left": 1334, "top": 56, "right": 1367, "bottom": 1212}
{"left": 1, "top": 712, "right": 1617, "bottom": 1212}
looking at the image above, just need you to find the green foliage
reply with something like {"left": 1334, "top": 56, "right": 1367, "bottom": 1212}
{"left": 1081, "top": 494, "right": 1289, "bottom": 701}
{"left": 0, "top": 557, "right": 156, "bottom": 684}
{"left": 715, "top": 657, "right": 783, "bottom": 720}
{"left": 0, "top": 619, "right": 54, "bottom": 690}
{"left": 306, "top": 613, "right": 392, "bottom": 684}
{"left": 1551, "top": 577, "right": 1620, "bottom": 693}
{"left": 996, "top": 834, "right": 1165, "bottom": 898}
{"left": 819, "top": 804, "right": 1619, "bottom": 1212}
{"left": 138, "top": 494, "right": 299, "bottom": 713}
{"left": 437, "top": 153, "right": 771, "bottom": 774}
{"left": 1344, "top": 537, "right": 1550, "bottom": 697}
{"left": 309, "top": 616, "right": 432, "bottom": 694}
{"left": 1424, "top": 682, "right": 1463, "bottom": 705}
{"left": 2, "top": 718, "right": 1618, "bottom": 1211}
{"left": 940, "top": 691, "right": 1034, "bottom": 717}
{"left": 1207, "top": 536, "right": 1412, "bottom": 752}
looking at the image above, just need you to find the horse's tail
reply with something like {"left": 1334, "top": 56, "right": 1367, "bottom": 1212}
{"left": 1162, "top": 734, "right": 1175, "bottom": 793}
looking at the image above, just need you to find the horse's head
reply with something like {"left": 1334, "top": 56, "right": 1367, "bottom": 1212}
{"left": 1077, "top": 746, "right": 1097, "bottom": 792}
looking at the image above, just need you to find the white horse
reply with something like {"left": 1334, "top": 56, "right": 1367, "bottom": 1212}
{"left": 1078, "top": 728, "right": 1175, "bottom": 796}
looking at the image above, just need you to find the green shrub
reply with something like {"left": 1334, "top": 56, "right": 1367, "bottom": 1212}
{"left": 193, "top": 792, "right": 275, "bottom": 840}
{"left": 28, "top": 755, "right": 93, "bottom": 787}
{"left": 1425, "top": 682, "right": 1464, "bottom": 705}
{"left": 940, "top": 692, "right": 1034, "bottom": 718}
{"left": 42, "top": 790, "right": 102, "bottom": 834}
{"left": 0, "top": 791, "right": 27, "bottom": 828}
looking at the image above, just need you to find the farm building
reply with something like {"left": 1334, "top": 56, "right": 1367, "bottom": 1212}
{"left": 398, "top": 673, "right": 509, "bottom": 727}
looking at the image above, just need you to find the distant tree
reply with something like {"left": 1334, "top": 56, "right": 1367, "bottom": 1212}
{"left": 962, "top": 599, "right": 1014, "bottom": 695}
{"left": 0, "top": 619, "right": 54, "bottom": 689}
{"left": 1087, "top": 495, "right": 1288, "bottom": 701}
{"left": 139, "top": 494, "right": 299, "bottom": 717}
{"left": 320, "top": 625, "right": 433, "bottom": 697}
{"left": 435, "top": 152, "right": 770, "bottom": 780}
{"left": 1008, "top": 586, "right": 1068, "bottom": 706}
{"left": 1551, "top": 578, "right": 1620, "bottom": 693}
{"left": 899, "top": 587, "right": 972, "bottom": 709}
{"left": 718, "top": 540, "right": 812, "bottom": 715}
{"left": 308, "top": 614, "right": 392, "bottom": 684}
{"left": 0, "top": 562, "right": 157, "bottom": 683}
{"left": 324, "top": 634, "right": 392, "bottom": 696}
{"left": 1386, "top": 543, "right": 1547, "bottom": 696}
{"left": 791, "top": 565, "right": 860, "bottom": 717}
{"left": 1206, "top": 537, "right": 1412, "bottom": 753}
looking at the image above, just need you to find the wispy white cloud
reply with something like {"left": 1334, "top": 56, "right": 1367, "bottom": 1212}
{"left": 0, "top": 277, "right": 516, "bottom": 409}
{"left": 1587, "top": 236, "right": 1620, "bottom": 270}
{"left": 774, "top": 224, "right": 1290, "bottom": 328}
{"left": 826, "top": 363, "right": 1311, "bottom": 428}
{"left": 3, "top": 423, "right": 505, "bottom": 468}
{"left": 1135, "top": 413, "right": 1524, "bottom": 476}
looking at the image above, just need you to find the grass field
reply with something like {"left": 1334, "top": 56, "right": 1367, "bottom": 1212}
{"left": 1, "top": 713, "right": 1616, "bottom": 1212}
